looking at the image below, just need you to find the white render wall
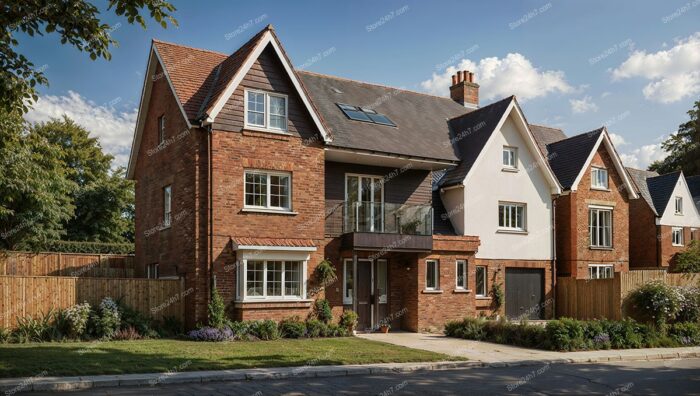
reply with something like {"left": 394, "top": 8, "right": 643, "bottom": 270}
{"left": 442, "top": 113, "right": 554, "bottom": 260}
{"left": 658, "top": 175, "right": 700, "bottom": 228}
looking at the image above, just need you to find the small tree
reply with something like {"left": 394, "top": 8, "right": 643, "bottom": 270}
{"left": 676, "top": 240, "right": 700, "bottom": 273}
{"left": 208, "top": 288, "right": 227, "bottom": 329}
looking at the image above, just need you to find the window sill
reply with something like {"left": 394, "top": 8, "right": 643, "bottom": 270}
{"left": 476, "top": 296, "right": 491, "bottom": 300}
{"left": 241, "top": 208, "right": 298, "bottom": 215}
{"left": 675, "top": 213, "right": 684, "bottom": 216}
{"left": 672, "top": 244, "right": 684, "bottom": 247}
{"left": 591, "top": 187, "right": 611, "bottom": 192}
{"left": 453, "top": 289, "right": 472, "bottom": 294}
{"left": 496, "top": 229, "right": 528, "bottom": 235}
{"left": 422, "top": 289, "right": 443, "bottom": 294}
{"left": 589, "top": 246, "right": 613, "bottom": 251}
{"left": 243, "top": 125, "right": 292, "bottom": 136}
{"left": 501, "top": 167, "right": 519, "bottom": 173}
{"left": 234, "top": 299, "right": 313, "bottom": 308}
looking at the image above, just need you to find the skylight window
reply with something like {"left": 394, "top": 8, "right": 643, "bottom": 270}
{"left": 337, "top": 103, "right": 396, "bottom": 127}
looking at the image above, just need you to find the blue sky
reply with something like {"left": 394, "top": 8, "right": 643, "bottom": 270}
{"left": 20, "top": 0, "right": 700, "bottom": 169}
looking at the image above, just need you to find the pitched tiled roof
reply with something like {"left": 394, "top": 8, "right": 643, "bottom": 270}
{"left": 529, "top": 124, "right": 566, "bottom": 157}
{"left": 626, "top": 167, "right": 660, "bottom": 215}
{"left": 231, "top": 237, "right": 317, "bottom": 248}
{"left": 687, "top": 175, "right": 700, "bottom": 211}
{"left": 438, "top": 96, "right": 514, "bottom": 187}
{"left": 297, "top": 71, "right": 468, "bottom": 162}
{"left": 545, "top": 128, "right": 603, "bottom": 190}
{"left": 646, "top": 171, "right": 682, "bottom": 216}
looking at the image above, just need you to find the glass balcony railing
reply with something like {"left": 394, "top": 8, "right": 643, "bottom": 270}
{"left": 343, "top": 201, "right": 433, "bottom": 235}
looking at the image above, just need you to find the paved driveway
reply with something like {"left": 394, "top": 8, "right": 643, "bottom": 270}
{"left": 357, "top": 332, "right": 700, "bottom": 364}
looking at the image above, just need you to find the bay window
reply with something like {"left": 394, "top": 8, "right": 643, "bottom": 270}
{"left": 243, "top": 260, "right": 304, "bottom": 299}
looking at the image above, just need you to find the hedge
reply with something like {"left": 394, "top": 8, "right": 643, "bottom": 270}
{"left": 38, "top": 241, "right": 134, "bottom": 255}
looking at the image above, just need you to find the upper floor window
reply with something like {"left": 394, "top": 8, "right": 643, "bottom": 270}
{"left": 675, "top": 196, "right": 683, "bottom": 215}
{"left": 499, "top": 202, "right": 526, "bottom": 231}
{"left": 588, "top": 264, "right": 613, "bottom": 280}
{"left": 147, "top": 263, "right": 159, "bottom": 279}
{"left": 672, "top": 227, "right": 684, "bottom": 246}
{"left": 502, "top": 146, "right": 518, "bottom": 169}
{"left": 425, "top": 260, "right": 439, "bottom": 290}
{"left": 591, "top": 167, "right": 609, "bottom": 190}
{"left": 245, "top": 90, "right": 288, "bottom": 132}
{"left": 244, "top": 170, "right": 291, "bottom": 211}
{"left": 456, "top": 260, "right": 467, "bottom": 290}
{"left": 589, "top": 206, "right": 612, "bottom": 248}
{"left": 475, "top": 266, "right": 487, "bottom": 297}
{"left": 158, "top": 115, "right": 165, "bottom": 145}
{"left": 163, "top": 185, "right": 172, "bottom": 227}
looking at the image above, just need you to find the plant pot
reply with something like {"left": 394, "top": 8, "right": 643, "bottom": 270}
{"left": 379, "top": 325, "right": 390, "bottom": 334}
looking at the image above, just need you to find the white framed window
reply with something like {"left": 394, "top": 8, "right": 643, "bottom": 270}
{"left": 426, "top": 260, "right": 439, "bottom": 290}
{"left": 499, "top": 202, "right": 526, "bottom": 231}
{"left": 163, "top": 185, "right": 172, "bottom": 227}
{"left": 158, "top": 115, "right": 165, "bottom": 145}
{"left": 345, "top": 174, "right": 384, "bottom": 232}
{"left": 243, "top": 260, "right": 304, "bottom": 300}
{"left": 343, "top": 259, "right": 353, "bottom": 304}
{"left": 244, "top": 170, "right": 291, "bottom": 211}
{"left": 589, "top": 206, "right": 612, "bottom": 248}
{"left": 588, "top": 264, "right": 613, "bottom": 279}
{"left": 502, "top": 146, "right": 518, "bottom": 169}
{"left": 147, "top": 263, "right": 159, "bottom": 279}
{"left": 475, "top": 266, "right": 487, "bottom": 297}
{"left": 591, "top": 167, "right": 609, "bottom": 190}
{"left": 675, "top": 197, "right": 683, "bottom": 215}
{"left": 456, "top": 260, "right": 467, "bottom": 290}
{"left": 672, "top": 227, "right": 684, "bottom": 246}
{"left": 244, "top": 89, "right": 288, "bottom": 132}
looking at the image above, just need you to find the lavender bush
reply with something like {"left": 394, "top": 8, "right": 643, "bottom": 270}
{"left": 187, "top": 326, "right": 234, "bottom": 341}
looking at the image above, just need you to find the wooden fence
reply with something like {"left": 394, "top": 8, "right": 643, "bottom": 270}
{"left": 557, "top": 270, "right": 700, "bottom": 320}
{"left": 0, "top": 251, "right": 136, "bottom": 278}
{"left": 0, "top": 276, "right": 186, "bottom": 329}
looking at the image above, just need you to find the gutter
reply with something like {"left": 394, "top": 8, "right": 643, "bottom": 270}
{"left": 551, "top": 195, "right": 558, "bottom": 318}
{"left": 207, "top": 125, "right": 215, "bottom": 300}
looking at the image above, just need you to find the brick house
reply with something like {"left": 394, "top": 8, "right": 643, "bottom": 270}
{"left": 627, "top": 169, "right": 700, "bottom": 270}
{"left": 531, "top": 127, "right": 639, "bottom": 280}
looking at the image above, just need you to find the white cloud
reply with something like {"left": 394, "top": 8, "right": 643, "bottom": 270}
{"left": 608, "top": 133, "right": 627, "bottom": 146}
{"left": 569, "top": 96, "right": 598, "bottom": 114}
{"left": 611, "top": 32, "right": 700, "bottom": 103}
{"left": 619, "top": 142, "right": 668, "bottom": 169}
{"left": 24, "top": 91, "right": 137, "bottom": 168}
{"left": 421, "top": 53, "right": 574, "bottom": 102}
{"left": 600, "top": 91, "right": 612, "bottom": 98}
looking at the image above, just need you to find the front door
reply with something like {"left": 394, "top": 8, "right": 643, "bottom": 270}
{"left": 356, "top": 260, "right": 372, "bottom": 330}
{"left": 505, "top": 268, "right": 545, "bottom": 320}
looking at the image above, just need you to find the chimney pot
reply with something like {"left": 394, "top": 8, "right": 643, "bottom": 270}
{"left": 469, "top": 72, "right": 474, "bottom": 83}
{"left": 451, "top": 74, "right": 457, "bottom": 85}
{"left": 449, "top": 70, "right": 479, "bottom": 109}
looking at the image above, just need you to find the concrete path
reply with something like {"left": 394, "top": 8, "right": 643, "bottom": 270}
{"left": 358, "top": 331, "right": 700, "bottom": 364}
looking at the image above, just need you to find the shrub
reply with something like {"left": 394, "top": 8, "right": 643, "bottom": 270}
{"left": 228, "top": 321, "right": 254, "bottom": 340}
{"left": 0, "top": 327, "right": 10, "bottom": 343}
{"left": 89, "top": 297, "right": 121, "bottom": 339}
{"left": 208, "top": 288, "right": 227, "bottom": 329}
{"left": 445, "top": 318, "right": 487, "bottom": 340}
{"left": 113, "top": 326, "right": 143, "bottom": 341}
{"left": 315, "top": 259, "right": 337, "bottom": 286}
{"left": 669, "top": 322, "right": 700, "bottom": 345}
{"left": 116, "top": 300, "right": 151, "bottom": 336}
{"left": 582, "top": 320, "right": 611, "bottom": 350}
{"left": 627, "top": 281, "right": 681, "bottom": 327}
{"left": 64, "top": 302, "right": 91, "bottom": 339}
{"left": 187, "top": 326, "right": 233, "bottom": 342}
{"left": 491, "top": 283, "right": 504, "bottom": 310}
{"left": 676, "top": 240, "right": 700, "bottom": 273}
{"left": 326, "top": 323, "right": 348, "bottom": 337}
{"left": 42, "top": 240, "right": 135, "bottom": 255}
{"left": 314, "top": 299, "right": 333, "bottom": 324}
{"left": 155, "top": 315, "right": 183, "bottom": 338}
{"left": 339, "top": 310, "right": 358, "bottom": 332}
{"left": 677, "top": 286, "right": 700, "bottom": 323}
{"left": 545, "top": 318, "right": 585, "bottom": 351}
{"left": 305, "top": 319, "right": 326, "bottom": 338}
{"left": 14, "top": 310, "right": 57, "bottom": 343}
{"left": 600, "top": 319, "right": 644, "bottom": 349}
{"left": 250, "top": 320, "right": 280, "bottom": 340}
{"left": 279, "top": 316, "right": 307, "bottom": 339}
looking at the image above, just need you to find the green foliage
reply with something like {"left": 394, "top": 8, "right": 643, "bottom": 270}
{"left": 339, "top": 310, "right": 359, "bottom": 331}
{"left": 0, "top": 327, "right": 10, "bottom": 343}
{"left": 89, "top": 297, "right": 121, "bottom": 339}
{"left": 279, "top": 316, "right": 307, "bottom": 339}
{"left": 649, "top": 100, "right": 700, "bottom": 176}
{"left": 116, "top": 299, "right": 151, "bottom": 336}
{"left": 314, "top": 299, "right": 333, "bottom": 324}
{"left": 677, "top": 286, "right": 700, "bottom": 323}
{"left": 445, "top": 317, "right": 487, "bottom": 340}
{"left": 250, "top": 320, "right": 280, "bottom": 341}
{"left": 676, "top": 240, "right": 700, "bottom": 273}
{"left": 627, "top": 281, "right": 682, "bottom": 327}
{"left": 154, "top": 315, "right": 183, "bottom": 338}
{"left": 491, "top": 283, "right": 504, "bottom": 310}
{"left": 315, "top": 259, "right": 337, "bottom": 286}
{"left": 669, "top": 322, "right": 700, "bottom": 345}
{"left": 31, "top": 118, "right": 135, "bottom": 243}
{"left": 14, "top": 309, "right": 58, "bottom": 343}
{"left": 0, "top": 109, "right": 75, "bottom": 250}
{"left": 305, "top": 319, "right": 325, "bottom": 338}
{"left": 113, "top": 326, "right": 143, "bottom": 341}
{"left": 546, "top": 318, "right": 585, "bottom": 351}
{"left": 41, "top": 240, "right": 135, "bottom": 254}
{"left": 207, "top": 288, "right": 227, "bottom": 329}
{"left": 1, "top": 0, "right": 178, "bottom": 114}
{"left": 64, "top": 302, "right": 91, "bottom": 339}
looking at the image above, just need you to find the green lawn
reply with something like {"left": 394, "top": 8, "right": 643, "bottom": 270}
{"left": 0, "top": 337, "right": 453, "bottom": 378}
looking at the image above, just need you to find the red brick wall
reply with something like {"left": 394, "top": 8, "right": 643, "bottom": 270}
{"left": 555, "top": 146, "right": 631, "bottom": 279}
{"left": 629, "top": 198, "right": 658, "bottom": 268}
{"left": 659, "top": 225, "right": 693, "bottom": 270}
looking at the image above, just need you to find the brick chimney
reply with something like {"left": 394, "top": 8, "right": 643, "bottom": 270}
{"left": 449, "top": 70, "right": 479, "bottom": 109}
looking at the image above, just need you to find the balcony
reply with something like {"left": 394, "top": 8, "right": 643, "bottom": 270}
{"left": 341, "top": 202, "right": 433, "bottom": 251}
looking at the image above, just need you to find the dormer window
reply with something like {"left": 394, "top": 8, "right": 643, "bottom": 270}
{"left": 591, "top": 167, "right": 608, "bottom": 190}
{"left": 502, "top": 146, "right": 517, "bottom": 169}
{"left": 245, "top": 90, "right": 288, "bottom": 132}
{"left": 675, "top": 196, "right": 683, "bottom": 215}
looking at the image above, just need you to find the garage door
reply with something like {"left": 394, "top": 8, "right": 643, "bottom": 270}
{"left": 505, "top": 268, "right": 545, "bottom": 320}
